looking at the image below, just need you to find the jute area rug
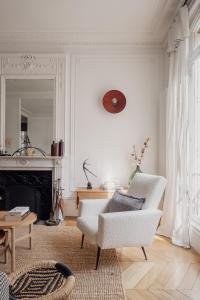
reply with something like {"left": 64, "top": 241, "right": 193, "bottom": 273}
{"left": 0, "top": 225, "right": 125, "bottom": 300}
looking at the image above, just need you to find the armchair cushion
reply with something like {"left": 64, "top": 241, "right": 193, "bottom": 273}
{"left": 108, "top": 191, "right": 145, "bottom": 212}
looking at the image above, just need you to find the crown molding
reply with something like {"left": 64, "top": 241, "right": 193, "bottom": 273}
{"left": 151, "top": 0, "right": 178, "bottom": 38}
{"left": 0, "top": 31, "right": 165, "bottom": 52}
{"left": 0, "top": 31, "right": 162, "bottom": 43}
{"left": 0, "top": 0, "right": 181, "bottom": 52}
{"left": 160, "top": 0, "right": 200, "bottom": 49}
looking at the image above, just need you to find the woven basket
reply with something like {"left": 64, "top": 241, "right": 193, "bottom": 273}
{"left": 9, "top": 260, "right": 75, "bottom": 300}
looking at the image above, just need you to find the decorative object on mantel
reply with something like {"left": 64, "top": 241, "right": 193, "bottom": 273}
{"left": 128, "top": 137, "right": 150, "bottom": 185}
{"left": 82, "top": 159, "right": 97, "bottom": 189}
{"left": 0, "top": 144, "right": 11, "bottom": 156}
{"left": 102, "top": 90, "right": 126, "bottom": 113}
{"left": 59, "top": 139, "right": 64, "bottom": 156}
{"left": 0, "top": 151, "right": 11, "bottom": 156}
{"left": 12, "top": 135, "right": 46, "bottom": 157}
{"left": 4, "top": 138, "right": 12, "bottom": 156}
{"left": 51, "top": 140, "right": 58, "bottom": 156}
{"left": 51, "top": 139, "right": 64, "bottom": 156}
{"left": 46, "top": 178, "right": 64, "bottom": 226}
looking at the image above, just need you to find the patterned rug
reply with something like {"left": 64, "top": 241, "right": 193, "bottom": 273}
{"left": 0, "top": 225, "right": 125, "bottom": 300}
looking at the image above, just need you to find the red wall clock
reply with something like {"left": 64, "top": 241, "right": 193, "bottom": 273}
{"left": 102, "top": 90, "right": 126, "bottom": 113}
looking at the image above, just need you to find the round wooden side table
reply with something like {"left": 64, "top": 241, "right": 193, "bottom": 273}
{"left": 0, "top": 212, "right": 37, "bottom": 273}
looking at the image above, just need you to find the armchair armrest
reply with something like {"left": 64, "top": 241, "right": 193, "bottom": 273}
{"left": 97, "top": 209, "right": 162, "bottom": 249}
{"left": 79, "top": 199, "right": 111, "bottom": 217}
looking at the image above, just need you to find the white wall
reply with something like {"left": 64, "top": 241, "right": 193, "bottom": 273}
{"left": 64, "top": 51, "right": 164, "bottom": 215}
{"left": 0, "top": 50, "right": 165, "bottom": 217}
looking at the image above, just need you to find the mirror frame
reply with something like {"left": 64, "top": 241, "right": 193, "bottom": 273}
{"left": 0, "top": 54, "right": 65, "bottom": 153}
{"left": 1, "top": 75, "right": 56, "bottom": 152}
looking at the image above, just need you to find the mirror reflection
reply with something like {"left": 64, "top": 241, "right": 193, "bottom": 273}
{"left": 5, "top": 79, "right": 54, "bottom": 156}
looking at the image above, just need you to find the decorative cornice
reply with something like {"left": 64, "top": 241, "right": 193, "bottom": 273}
{"left": 21, "top": 54, "right": 36, "bottom": 71}
{"left": 0, "top": 0, "right": 181, "bottom": 52}
{"left": 0, "top": 31, "right": 163, "bottom": 49}
{"left": 1, "top": 54, "right": 57, "bottom": 75}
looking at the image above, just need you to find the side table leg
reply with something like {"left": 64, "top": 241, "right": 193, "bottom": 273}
{"left": 11, "top": 227, "right": 16, "bottom": 273}
{"left": 77, "top": 193, "right": 79, "bottom": 208}
{"left": 29, "top": 224, "right": 32, "bottom": 249}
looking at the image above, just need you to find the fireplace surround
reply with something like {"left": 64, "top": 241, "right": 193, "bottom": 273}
{"left": 0, "top": 156, "right": 63, "bottom": 221}
{"left": 0, "top": 170, "right": 52, "bottom": 220}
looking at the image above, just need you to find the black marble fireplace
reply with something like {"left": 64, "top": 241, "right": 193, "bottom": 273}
{"left": 0, "top": 170, "right": 52, "bottom": 221}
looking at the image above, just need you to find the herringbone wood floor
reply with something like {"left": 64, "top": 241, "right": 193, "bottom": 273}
{"left": 64, "top": 217, "right": 200, "bottom": 300}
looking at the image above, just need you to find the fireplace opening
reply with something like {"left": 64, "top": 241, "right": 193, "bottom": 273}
{"left": 0, "top": 170, "right": 52, "bottom": 221}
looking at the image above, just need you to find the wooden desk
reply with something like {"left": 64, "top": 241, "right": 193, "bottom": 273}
{"left": 76, "top": 188, "right": 114, "bottom": 208}
{"left": 0, "top": 212, "right": 37, "bottom": 272}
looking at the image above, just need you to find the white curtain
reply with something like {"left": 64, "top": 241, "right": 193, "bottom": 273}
{"left": 158, "top": 6, "right": 191, "bottom": 247}
{"left": 189, "top": 34, "right": 200, "bottom": 221}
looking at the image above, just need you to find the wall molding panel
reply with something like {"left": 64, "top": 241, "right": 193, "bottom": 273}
{"left": 68, "top": 53, "right": 163, "bottom": 195}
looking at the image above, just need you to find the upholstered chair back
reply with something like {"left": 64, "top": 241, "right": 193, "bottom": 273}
{"left": 127, "top": 173, "right": 167, "bottom": 209}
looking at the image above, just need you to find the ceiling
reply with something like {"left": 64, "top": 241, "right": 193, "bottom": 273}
{"left": 0, "top": 0, "right": 181, "bottom": 51}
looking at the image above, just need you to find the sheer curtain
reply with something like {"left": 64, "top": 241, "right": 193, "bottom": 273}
{"left": 189, "top": 33, "right": 200, "bottom": 223}
{"left": 158, "top": 6, "right": 191, "bottom": 247}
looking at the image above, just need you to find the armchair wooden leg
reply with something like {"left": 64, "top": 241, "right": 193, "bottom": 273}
{"left": 95, "top": 247, "right": 101, "bottom": 270}
{"left": 81, "top": 234, "right": 84, "bottom": 249}
{"left": 141, "top": 246, "right": 147, "bottom": 260}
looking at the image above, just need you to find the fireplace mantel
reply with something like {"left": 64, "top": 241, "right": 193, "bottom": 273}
{"left": 0, "top": 156, "right": 63, "bottom": 183}
{"left": 0, "top": 156, "right": 62, "bottom": 170}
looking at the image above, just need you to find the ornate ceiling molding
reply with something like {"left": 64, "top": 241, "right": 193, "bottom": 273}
{"left": 0, "top": 0, "right": 181, "bottom": 51}
{"left": 1, "top": 54, "right": 57, "bottom": 74}
{"left": 0, "top": 31, "right": 163, "bottom": 46}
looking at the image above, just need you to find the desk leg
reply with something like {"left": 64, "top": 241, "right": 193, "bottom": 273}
{"left": 11, "top": 227, "right": 15, "bottom": 273}
{"left": 77, "top": 193, "right": 79, "bottom": 208}
{"left": 29, "top": 224, "right": 32, "bottom": 249}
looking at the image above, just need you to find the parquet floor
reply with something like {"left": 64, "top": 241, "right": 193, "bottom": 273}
{"left": 64, "top": 217, "right": 200, "bottom": 300}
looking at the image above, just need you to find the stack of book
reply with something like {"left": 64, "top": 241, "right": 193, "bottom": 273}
{"left": 4, "top": 207, "right": 30, "bottom": 221}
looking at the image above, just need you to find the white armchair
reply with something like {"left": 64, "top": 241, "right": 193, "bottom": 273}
{"left": 77, "top": 173, "right": 167, "bottom": 269}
